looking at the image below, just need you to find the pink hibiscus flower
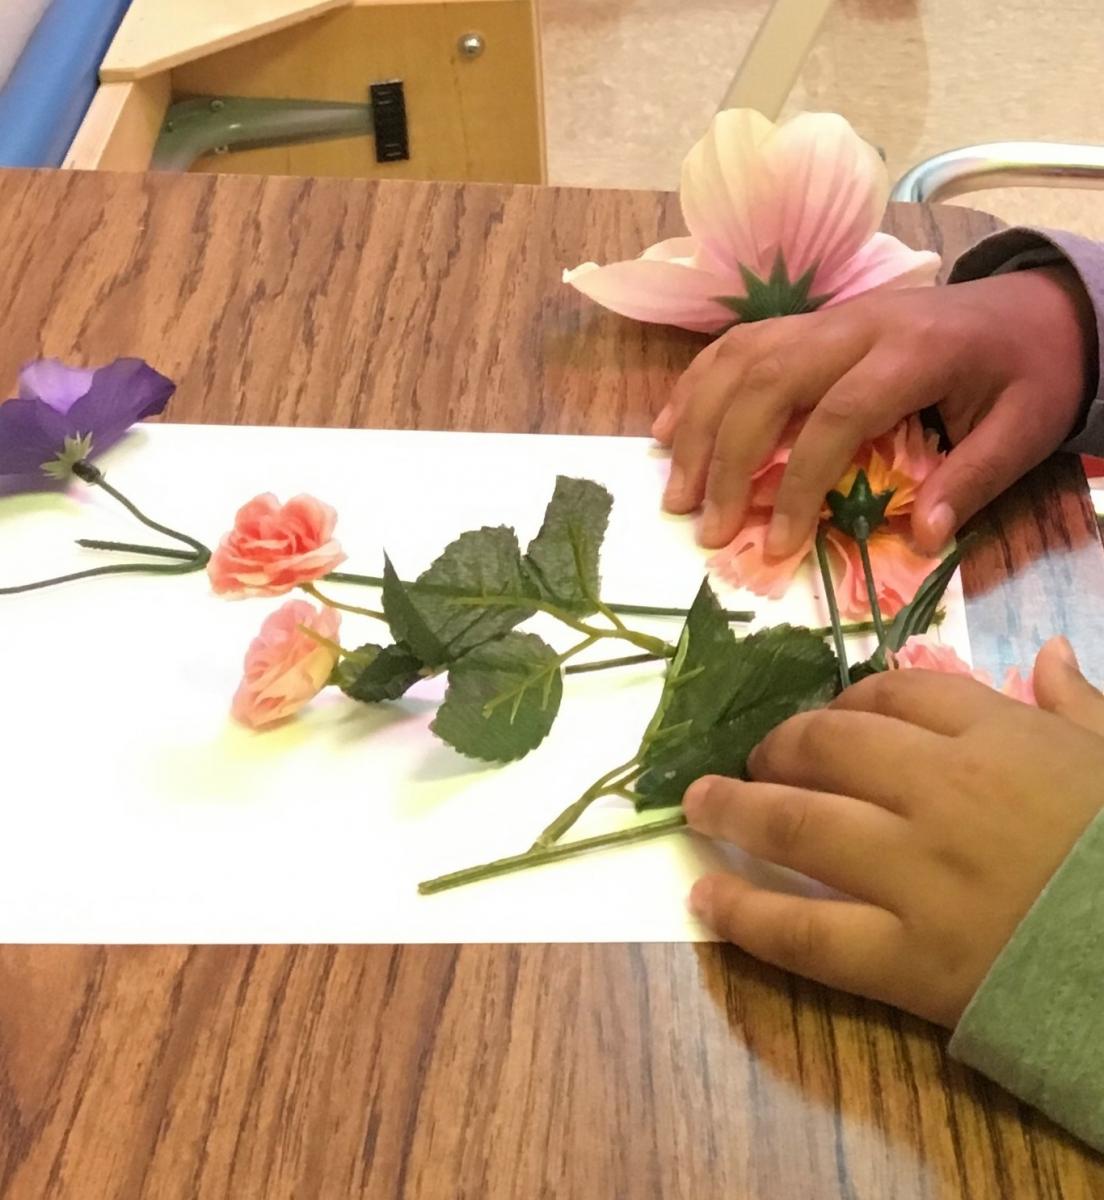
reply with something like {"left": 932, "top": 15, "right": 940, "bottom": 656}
{"left": 563, "top": 110, "right": 940, "bottom": 333}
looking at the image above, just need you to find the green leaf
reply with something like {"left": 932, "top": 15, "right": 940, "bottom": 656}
{"left": 382, "top": 554, "right": 446, "bottom": 665}
{"left": 717, "top": 251, "right": 832, "bottom": 324}
{"left": 431, "top": 632, "right": 564, "bottom": 762}
{"left": 886, "top": 538, "right": 970, "bottom": 652}
{"left": 825, "top": 468, "right": 894, "bottom": 540}
{"left": 633, "top": 597, "right": 840, "bottom": 807}
{"left": 333, "top": 642, "right": 425, "bottom": 702}
{"left": 637, "top": 578, "right": 741, "bottom": 750}
{"left": 523, "top": 476, "right": 613, "bottom": 615}
{"left": 382, "top": 528, "right": 536, "bottom": 667}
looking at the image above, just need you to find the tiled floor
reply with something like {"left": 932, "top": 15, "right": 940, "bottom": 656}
{"left": 541, "top": 0, "right": 1104, "bottom": 239}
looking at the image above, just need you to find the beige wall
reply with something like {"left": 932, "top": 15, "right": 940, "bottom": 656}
{"left": 542, "top": 0, "right": 1104, "bottom": 238}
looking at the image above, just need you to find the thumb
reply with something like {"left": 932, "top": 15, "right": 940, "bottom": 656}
{"left": 1033, "top": 637, "right": 1104, "bottom": 737}
{"left": 912, "top": 389, "right": 1053, "bottom": 554}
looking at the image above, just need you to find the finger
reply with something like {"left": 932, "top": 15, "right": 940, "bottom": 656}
{"left": 654, "top": 336, "right": 724, "bottom": 445}
{"left": 1033, "top": 636, "right": 1104, "bottom": 736}
{"left": 665, "top": 315, "right": 859, "bottom": 516}
{"left": 698, "top": 400, "right": 793, "bottom": 548}
{"left": 683, "top": 776, "right": 912, "bottom": 907}
{"left": 832, "top": 667, "right": 1013, "bottom": 736}
{"left": 664, "top": 348, "right": 748, "bottom": 514}
{"left": 748, "top": 707, "right": 944, "bottom": 814}
{"left": 766, "top": 349, "right": 946, "bottom": 558}
{"left": 689, "top": 872, "right": 908, "bottom": 1003}
{"left": 912, "top": 385, "right": 1061, "bottom": 554}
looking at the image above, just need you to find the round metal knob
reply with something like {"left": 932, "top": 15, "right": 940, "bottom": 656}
{"left": 458, "top": 32, "right": 485, "bottom": 59}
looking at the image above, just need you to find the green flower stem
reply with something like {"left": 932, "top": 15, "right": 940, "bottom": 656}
{"left": 563, "top": 618, "right": 884, "bottom": 679}
{"left": 450, "top": 594, "right": 673, "bottom": 657}
{"left": 565, "top": 651, "right": 664, "bottom": 676}
{"left": 854, "top": 522, "right": 889, "bottom": 659}
{"left": 530, "top": 758, "right": 645, "bottom": 849}
{"left": 324, "top": 571, "right": 751, "bottom": 622}
{"left": 815, "top": 526, "right": 851, "bottom": 690}
{"left": 0, "top": 557, "right": 207, "bottom": 595}
{"left": 76, "top": 538, "right": 195, "bottom": 560}
{"left": 604, "top": 600, "right": 753, "bottom": 622}
{"left": 300, "top": 582, "right": 386, "bottom": 621}
{"left": 418, "top": 814, "right": 688, "bottom": 895}
{"left": 73, "top": 461, "right": 210, "bottom": 562}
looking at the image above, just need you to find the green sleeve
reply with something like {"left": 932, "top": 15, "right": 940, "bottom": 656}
{"left": 949, "top": 809, "right": 1104, "bottom": 1150}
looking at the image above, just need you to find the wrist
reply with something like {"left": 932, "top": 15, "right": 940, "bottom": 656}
{"left": 1017, "top": 265, "right": 1099, "bottom": 433}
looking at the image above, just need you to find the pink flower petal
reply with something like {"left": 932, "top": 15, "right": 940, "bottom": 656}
{"left": 562, "top": 259, "right": 737, "bottom": 333}
{"left": 827, "top": 526, "right": 938, "bottom": 619}
{"left": 891, "top": 636, "right": 986, "bottom": 681}
{"left": 640, "top": 236, "right": 699, "bottom": 264}
{"left": 819, "top": 232, "right": 941, "bottom": 305}
{"left": 1000, "top": 669, "right": 1036, "bottom": 705}
{"left": 761, "top": 112, "right": 889, "bottom": 286}
{"left": 679, "top": 108, "right": 775, "bottom": 276}
{"left": 708, "top": 516, "right": 814, "bottom": 599}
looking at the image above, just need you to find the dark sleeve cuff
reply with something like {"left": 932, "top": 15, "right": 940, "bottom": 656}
{"left": 949, "top": 227, "right": 1104, "bottom": 455}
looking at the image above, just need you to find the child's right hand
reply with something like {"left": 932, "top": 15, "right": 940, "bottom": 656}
{"left": 683, "top": 638, "right": 1104, "bottom": 1028}
{"left": 655, "top": 265, "right": 1097, "bottom": 557}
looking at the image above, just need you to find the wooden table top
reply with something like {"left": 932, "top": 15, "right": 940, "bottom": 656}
{"left": 1, "top": 167, "right": 1103, "bottom": 1199}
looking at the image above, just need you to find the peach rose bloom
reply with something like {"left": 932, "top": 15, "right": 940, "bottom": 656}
{"left": 890, "top": 636, "right": 1035, "bottom": 704}
{"left": 208, "top": 493, "right": 346, "bottom": 598}
{"left": 232, "top": 600, "right": 341, "bottom": 729}
{"left": 710, "top": 416, "right": 944, "bottom": 619}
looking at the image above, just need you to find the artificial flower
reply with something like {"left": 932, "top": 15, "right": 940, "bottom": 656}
{"left": 232, "top": 600, "right": 341, "bottom": 728}
{"left": 891, "top": 635, "right": 1035, "bottom": 704}
{"left": 709, "top": 415, "right": 944, "bottom": 619}
{"left": 0, "top": 358, "right": 174, "bottom": 485}
{"left": 564, "top": 110, "right": 940, "bottom": 333}
{"left": 208, "top": 493, "right": 347, "bottom": 598}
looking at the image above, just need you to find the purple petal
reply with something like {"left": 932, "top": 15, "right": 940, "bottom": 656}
{"left": 65, "top": 358, "right": 176, "bottom": 456}
{"left": 0, "top": 396, "right": 71, "bottom": 474}
{"left": 18, "top": 359, "right": 96, "bottom": 413}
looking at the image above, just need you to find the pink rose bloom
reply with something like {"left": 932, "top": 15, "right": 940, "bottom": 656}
{"left": 710, "top": 416, "right": 944, "bottom": 619}
{"left": 232, "top": 600, "right": 341, "bottom": 729}
{"left": 208, "top": 493, "right": 346, "bottom": 598}
{"left": 890, "top": 636, "right": 1035, "bottom": 704}
{"left": 564, "top": 110, "right": 940, "bottom": 333}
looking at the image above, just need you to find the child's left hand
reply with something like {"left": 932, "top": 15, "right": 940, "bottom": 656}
{"left": 683, "top": 637, "right": 1104, "bottom": 1027}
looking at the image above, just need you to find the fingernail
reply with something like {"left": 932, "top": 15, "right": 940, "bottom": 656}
{"left": 664, "top": 466, "right": 685, "bottom": 508}
{"left": 926, "top": 501, "right": 956, "bottom": 546}
{"left": 689, "top": 877, "right": 715, "bottom": 924}
{"left": 682, "top": 776, "right": 715, "bottom": 822}
{"left": 746, "top": 745, "right": 762, "bottom": 776}
{"left": 1054, "top": 635, "right": 1080, "bottom": 670}
{"left": 765, "top": 514, "right": 791, "bottom": 557}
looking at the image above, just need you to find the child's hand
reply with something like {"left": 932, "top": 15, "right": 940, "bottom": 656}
{"left": 656, "top": 267, "right": 1096, "bottom": 556}
{"left": 683, "top": 638, "right": 1104, "bottom": 1027}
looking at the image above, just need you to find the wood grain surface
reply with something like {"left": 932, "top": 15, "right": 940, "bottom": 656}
{"left": 0, "top": 168, "right": 1102, "bottom": 1198}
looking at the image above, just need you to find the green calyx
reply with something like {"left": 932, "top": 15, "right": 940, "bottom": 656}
{"left": 41, "top": 434, "right": 94, "bottom": 481}
{"left": 716, "top": 252, "right": 831, "bottom": 324}
{"left": 826, "top": 469, "right": 894, "bottom": 541}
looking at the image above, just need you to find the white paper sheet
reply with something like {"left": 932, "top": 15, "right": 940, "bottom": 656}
{"left": 0, "top": 425, "right": 971, "bottom": 943}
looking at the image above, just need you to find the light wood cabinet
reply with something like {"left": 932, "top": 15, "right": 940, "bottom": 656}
{"left": 65, "top": 0, "right": 545, "bottom": 184}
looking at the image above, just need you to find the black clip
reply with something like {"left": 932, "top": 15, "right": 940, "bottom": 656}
{"left": 370, "top": 80, "right": 409, "bottom": 163}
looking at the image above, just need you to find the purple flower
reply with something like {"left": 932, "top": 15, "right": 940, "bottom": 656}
{"left": 0, "top": 358, "right": 175, "bottom": 486}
